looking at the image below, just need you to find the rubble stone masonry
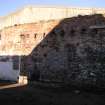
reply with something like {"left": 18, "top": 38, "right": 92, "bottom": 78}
{"left": 1, "top": 6, "right": 105, "bottom": 88}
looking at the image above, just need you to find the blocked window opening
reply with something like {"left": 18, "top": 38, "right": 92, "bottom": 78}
{"left": 60, "top": 30, "right": 65, "bottom": 37}
{"left": 70, "top": 29, "right": 75, "bottom": 37}
{"left": 92, "top": 29, "right": 98, "bottom": 34}
{"left": 81, "top": 28, "right": 87, "bottom": 34}
{"left": 20, "top": 34, "right": 25, "bottom": 39}
{"left": 34, "top": 33, "right": 37, "bottom": 39}
{"left": 43, "top": 53, "right": 47, "bottom": 57}
{"left": 43, "top": 33, "right": 46, "bottom": 38}
{"left": 26, "top": 34, "right": 30, "bottom": 38}
{"left": 14, "top": 24, "right": 18, "bottom": 26}
{"left": 90, "top": 29, "right": 98, "bottom": 38}
{"left": 0, "top": 34, "right": 1, "bottom": 40}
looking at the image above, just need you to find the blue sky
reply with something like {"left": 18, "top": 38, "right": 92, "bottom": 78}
{"left": 0, "top": 0, "right": 105, "bottom": 16}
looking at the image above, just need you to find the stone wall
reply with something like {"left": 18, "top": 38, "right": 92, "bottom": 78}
{"left": 25, "top": 14, "right": 105, "bottom": 88}
{"left": 1, "top": 14, "right": 105, "bottom": 88}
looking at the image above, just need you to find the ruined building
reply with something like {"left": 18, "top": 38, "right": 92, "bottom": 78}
{"left": 1, "top": 6, "right": 105, "bottom": 88}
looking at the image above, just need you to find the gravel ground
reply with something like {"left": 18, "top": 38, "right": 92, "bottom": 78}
{"left": 0, "top": 82, "right": 105, "bottom": 105}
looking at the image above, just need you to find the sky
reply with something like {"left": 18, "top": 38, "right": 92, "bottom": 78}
{"left": 0, "top": 0, "right": 105, "bottom": 16}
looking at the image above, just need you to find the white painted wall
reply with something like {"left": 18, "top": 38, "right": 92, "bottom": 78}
{"left": 0, "top": 62, "right": 19, "bottom": 81}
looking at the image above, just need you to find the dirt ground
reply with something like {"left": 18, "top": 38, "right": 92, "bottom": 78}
{"left": 0, "top": 82, "right": 105, "bottom": 105}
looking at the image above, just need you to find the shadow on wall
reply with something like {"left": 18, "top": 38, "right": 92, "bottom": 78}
{"left": 22, "top": 14, "right": 105, "bottom": 88}
{"left": 1, "top": 14, "right": 105, "bottom": 89}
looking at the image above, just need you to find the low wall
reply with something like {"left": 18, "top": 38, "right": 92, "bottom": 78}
{"left": 0, "top": 56, "right": 19, "bottom": 81}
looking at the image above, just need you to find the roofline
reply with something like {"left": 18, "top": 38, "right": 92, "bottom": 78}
{"left": 1, "top": 5, "right": 105, "bottom": 18}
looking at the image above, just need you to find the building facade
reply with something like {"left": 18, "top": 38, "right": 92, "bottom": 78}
{"left": 0, "top": 6, "right": 105, "bottom": 88}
